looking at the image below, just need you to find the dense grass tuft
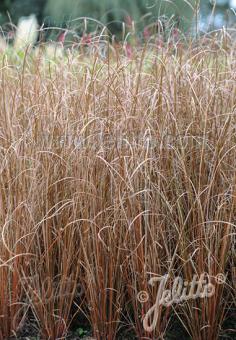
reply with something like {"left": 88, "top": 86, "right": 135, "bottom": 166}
{"left": 0, "top": 29, "right": 235, "bottom": 339}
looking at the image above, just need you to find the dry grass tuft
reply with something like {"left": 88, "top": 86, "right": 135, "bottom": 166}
{"left": 0, "top": 29, "right": 235, "bottom": 339}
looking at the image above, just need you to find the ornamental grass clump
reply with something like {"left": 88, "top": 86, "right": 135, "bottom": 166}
{"left": 0, "top": 27, "right": 235, "bottom": 339}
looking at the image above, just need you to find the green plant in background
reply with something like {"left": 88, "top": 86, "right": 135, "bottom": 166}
{"left": 0, "top": 0, "right": 195, "bottom": 36}
{"left": 74, "top": 327, "right": 88, "bottom": 338}
{"left": 0, "top": 0, "right": 11, "bottom": 25}
{"left": 44, "top": 0, "right": 196, "bottom": 31}
{"left": 0, "top": 0, "right": 47, "bottom": 26}
{"left": 0, "top": 1, "right": 235, "bottom": 34}
{"left": 10, "top": 0, "right": 47, "bottom": 23}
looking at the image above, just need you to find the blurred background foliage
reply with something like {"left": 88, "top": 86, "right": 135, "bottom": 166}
{"left": 0, "top": 0, "right": 235, "bottom": 32}
{"left": 44, "top": 0, "right": 195, "bottom": 27}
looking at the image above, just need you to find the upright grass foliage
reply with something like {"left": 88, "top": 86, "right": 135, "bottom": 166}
{"left": 0, "top": 28, "right": 235, "bottom": 339}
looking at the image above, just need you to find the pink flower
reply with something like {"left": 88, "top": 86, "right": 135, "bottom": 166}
{"left": 143, "top": 27, "right": 150, "bottom": 40}
{"left": 156, "top": 37, "right": 163, "bottom": 49}
{"left": 125, "top": 43, "right": 133, "bottom": 58}
{"left": 172, "top": 28, "right": 179, "bottom": 41}
{"left": 57, "top": 30, "right": 68, "bottom": 44}
{"left": 81, "top": 33, "right": 92, "bottom": 45}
